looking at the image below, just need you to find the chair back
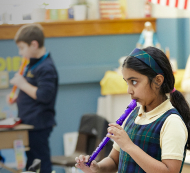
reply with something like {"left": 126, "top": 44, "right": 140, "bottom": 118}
{"left": 28, "top": 159, "right": 41, "bottom": 173}
{"left": 76, "top": 114, "right": 112, "bottom": 161}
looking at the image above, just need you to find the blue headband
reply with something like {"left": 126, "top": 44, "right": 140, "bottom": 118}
{"left": 129, "top": 48, "right": 164, "bottom": 75}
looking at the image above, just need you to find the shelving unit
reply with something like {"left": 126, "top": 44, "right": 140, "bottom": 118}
{"left": 0, "top": 18, "right": 156, "bottom": 39}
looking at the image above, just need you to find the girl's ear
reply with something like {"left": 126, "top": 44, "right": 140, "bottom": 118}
{"left": 152, "top": 75, "right": 164, "bottom": 88}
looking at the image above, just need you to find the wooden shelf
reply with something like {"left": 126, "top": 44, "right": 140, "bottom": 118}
{"left": 0, "top": 18, "right": 156, "bottom": 40}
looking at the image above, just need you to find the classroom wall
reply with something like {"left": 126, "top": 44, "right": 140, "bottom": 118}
{"left": 157, "top": 18, "right": 190, "bottom": 69}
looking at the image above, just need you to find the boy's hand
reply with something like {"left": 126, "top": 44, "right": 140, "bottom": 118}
{"left": 6, "top": 94, "right": 17, "bottom": 105}
{"left": 75, "top": 155, "right": 100, "bottom": 173}
{"left": 10, "top": 73, "right": 27, "bottom": 89}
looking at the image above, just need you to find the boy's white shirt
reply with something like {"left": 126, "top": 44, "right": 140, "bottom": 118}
{"left": 113, "top": 99, "right": 188, "bottom": 161}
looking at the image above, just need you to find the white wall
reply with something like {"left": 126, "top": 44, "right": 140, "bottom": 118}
{"left": 151, "top": 3, "right": 190, "bottom": 18}
{"left": 126, "top": 0, "right": 144, "bottom": 18}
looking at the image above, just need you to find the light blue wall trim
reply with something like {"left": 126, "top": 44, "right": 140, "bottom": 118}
{"left": 157, "top": 18, "right": 190, "bottom": 69}
{"left": 183, "top": 18, "right": 190, "bottom": 63}
{"left": 45, "top": 35, "right": 139, "bottom": 67}
{"left": 57, "top": 64, "right": 116, "bottom": 84}
{"left": 0, "top": 40, "right": 18, "bottom": 57}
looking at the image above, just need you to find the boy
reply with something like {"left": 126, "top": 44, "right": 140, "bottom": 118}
{"left": 9, "top": 24, "right": 58, "bottom": 173}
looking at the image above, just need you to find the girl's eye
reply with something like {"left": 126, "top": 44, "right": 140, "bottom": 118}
{"left": 132, "top": 81, "right": 137, "bottom": 85}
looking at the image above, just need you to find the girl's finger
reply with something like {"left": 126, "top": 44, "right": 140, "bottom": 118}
{"left": 108, "top": 123, "right": 116, "bottom": 126}
{"left": 90, "top": 160, "right": 96, "bottom": 168}
{"left": 110, "top": 123, "right": 120, "bottom": 126}
{"left": 108, "top": 126, "right": 118, "bottom": 133}
{"left": 85, "top": 155, "right": 90, "bottom": 162}
{"left": 75, "top": 157, "right": 79, "bottom": 162}
{"left": 75, "top": 163, "right": 80, "bottom": 168}
{"left": 109, "top": 123, "right": 123, "bottom": 129}
{"left": 79, "top": 155, "right": 85, "bottom": 162}
{"left": 106, "top": 132, "right": 116, "bottom": 141}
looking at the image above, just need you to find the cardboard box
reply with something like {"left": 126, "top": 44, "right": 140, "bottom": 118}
{"left": 0, "top": 130, "right": 29, "bottom": 149}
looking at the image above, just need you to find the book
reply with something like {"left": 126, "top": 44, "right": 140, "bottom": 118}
{"left": 58, "top": 9, "right": 68, "bottom": 20}
{"left": 50, "top": 9, "right": 58, "bottom": 20}
{"left": 0, "top": 118, "right": 21, "bottom": 128}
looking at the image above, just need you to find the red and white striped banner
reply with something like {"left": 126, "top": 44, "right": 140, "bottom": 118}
{"left": 148, "top": 0, "right": 190, "bottom": 10}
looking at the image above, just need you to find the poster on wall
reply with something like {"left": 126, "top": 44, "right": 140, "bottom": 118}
{"left": 99, "top": 0, "right": 127, "bottom": 19}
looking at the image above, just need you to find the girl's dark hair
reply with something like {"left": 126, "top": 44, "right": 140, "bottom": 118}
{"left": 123, "top": 46, "right": 190, "bottom": 149}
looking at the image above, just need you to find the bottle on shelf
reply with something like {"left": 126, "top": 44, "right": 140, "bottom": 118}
{"left": 144, "top": 0, "right": 152, "bottom": 18}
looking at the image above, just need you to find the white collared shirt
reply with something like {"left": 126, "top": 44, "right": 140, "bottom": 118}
{"left": 113, "top": 99, "right": 188, "bottom": 161}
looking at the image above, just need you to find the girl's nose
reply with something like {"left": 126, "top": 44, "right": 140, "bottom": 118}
{"left": 127, "top": 85, "right": 133, "bottom": 95}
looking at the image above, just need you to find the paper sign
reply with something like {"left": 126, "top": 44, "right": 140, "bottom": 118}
{"left": 14, "top": 139, "right": 26, "bottom": 169}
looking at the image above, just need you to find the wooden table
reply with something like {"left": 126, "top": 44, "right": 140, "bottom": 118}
{"left": 182, "top": 163, "right": 190, "bottom": 173}
{"left": 182, "top": 150, "right": 190, "bottom": 173}
{"left": 0, "top": 124, "right": 34, "bottom": 173}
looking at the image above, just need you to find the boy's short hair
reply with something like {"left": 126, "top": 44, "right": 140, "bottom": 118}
{"left": 14, "top": 24, "right": 44, "bottom": 48}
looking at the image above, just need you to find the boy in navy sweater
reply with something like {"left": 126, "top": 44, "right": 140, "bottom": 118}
{"left": 9, "top": 24, "right": 58, "bottom": 173}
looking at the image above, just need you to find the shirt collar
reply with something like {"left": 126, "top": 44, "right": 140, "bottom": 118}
{"left": 138, "top": 99, "right": 174, "bottom": 119}
{"left": 29, "top": 53, "right": 49, "bottom": 67}
{"left": 29, "top": 56, "right": 43, "bottom": 67}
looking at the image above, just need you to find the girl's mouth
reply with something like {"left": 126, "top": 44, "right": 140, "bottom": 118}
{"left": 132, "top": 97, "right": 138, "bottom": 101}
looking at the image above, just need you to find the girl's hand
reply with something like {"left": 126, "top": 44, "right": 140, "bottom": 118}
{"left": 107, "top": 123, "right": 134, "bottom": 152}
{"left": 75, "top": 155, "right": 100, "bottom": 173}
{"left": 10, "top": 73, "right": 27, "bottom": 89}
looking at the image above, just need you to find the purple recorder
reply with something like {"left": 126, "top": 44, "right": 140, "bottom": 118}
{"left": 85, "top": 99, "right": 137, "bottom": 167}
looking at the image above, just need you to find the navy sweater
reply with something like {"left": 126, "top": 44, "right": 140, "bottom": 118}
{"left": 17, "top": 53, "right": 58, "bottom": 129}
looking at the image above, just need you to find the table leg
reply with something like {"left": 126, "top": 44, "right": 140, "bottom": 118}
{"left": 0, "top": 161, "right": 21, "bottom": 173}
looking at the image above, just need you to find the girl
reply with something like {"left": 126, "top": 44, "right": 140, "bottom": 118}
{"left": 75, "top": 47, "right": 190, "bottom": 173}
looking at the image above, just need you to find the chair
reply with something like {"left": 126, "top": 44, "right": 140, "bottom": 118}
{"left": 28, "top": 159, "right": 41, "bottom": 173}
{"left": 51, "top": 114, "right": 112, "bottom": 168}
